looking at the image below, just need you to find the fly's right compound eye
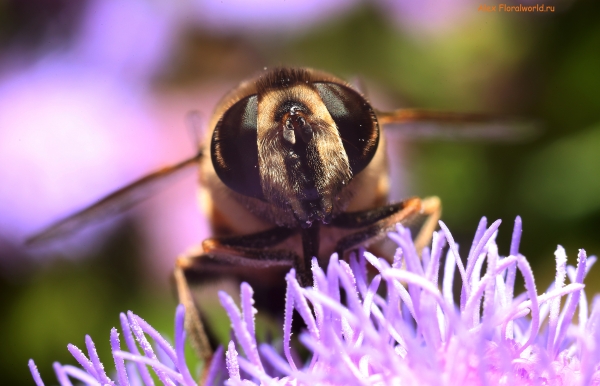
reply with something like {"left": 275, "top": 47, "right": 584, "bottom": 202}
{"left": 211, "top": 95, "right": 265, "bottom": 200}
{"left": 314, "top": 82, "right": 379, "bottom": 176}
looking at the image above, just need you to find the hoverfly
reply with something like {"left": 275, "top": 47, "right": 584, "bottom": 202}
{"left": 28, "top": 67, "right": 521, "bottom": 361}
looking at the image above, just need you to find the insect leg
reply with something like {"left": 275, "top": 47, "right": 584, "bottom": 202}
{"left": 300, "top": 223, "right": 320, "bottom": 287}
{"left": 329, "top": 200, "right": 416, "bottom": 229}
{"left": 173, "top": 262, "right": 212, "bottom": 361}
{"left": 202, "top": 226, "right": 296, "bottom": 251}
{"left": 332, "top": 196, "right": 441, "bottom": 256}
{"left": 413, "top": 196, "right": 441, "bottom": 251}
{"left": 173, "top": 227, "right": 299, "bottom": 361}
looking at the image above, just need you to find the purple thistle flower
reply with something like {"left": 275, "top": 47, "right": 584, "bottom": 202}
{"left": 30, "top": 217, "right": 600, "bottom": 385}
{"left": 29, "top": 305, "right": 199, "bottom": 386}
{"left": 219, "top": 217, "right": 600, "bottom": 385}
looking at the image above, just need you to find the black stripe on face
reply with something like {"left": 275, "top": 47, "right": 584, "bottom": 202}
{"left": 314, "top": 83, "right": 379, "bottom": 176}
{"left": 283, "top": 131, "right": 323, "bottom": 223}
{"left": 211, "top": 95, "right": 264, "bottom": 200}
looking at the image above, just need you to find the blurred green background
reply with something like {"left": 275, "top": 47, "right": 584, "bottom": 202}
{"left": 1, "top": 0, "right": 599, "bottom": 384}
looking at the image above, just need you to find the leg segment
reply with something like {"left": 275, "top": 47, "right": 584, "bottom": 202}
{"left": 332, "top": 196, "right": 441, "bottom": 256}
{"left": 173, "top": 263, "right": 212, "bottom": 361}
{"left": 300, "top": 223, "right": 320, "bottom": 286}
{"left": 413, "top": 196, "right": 442, "bottom": 251}
{"left": 173, "top": 227, "right": 299, "bottom": 361}
{"left": 203, "top": 226, "right": 296, "bottom": 250}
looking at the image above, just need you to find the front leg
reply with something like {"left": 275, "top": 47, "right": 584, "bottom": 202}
{"left": 173, "top": 226, "right": 300, "bottom": 361}
{"left": 332, "top": 196, "right": 441, "bottom": 256}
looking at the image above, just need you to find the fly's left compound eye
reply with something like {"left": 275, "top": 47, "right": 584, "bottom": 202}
{"left": 314, "top": 82, "right": 379, "bottom": 176}
{"left": 211, "top": 95, "right": 264, "bottom": 200}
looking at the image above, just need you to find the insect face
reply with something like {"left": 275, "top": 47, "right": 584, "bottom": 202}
{"left": 211, "top": 68, "right": 380, "bottom": 228}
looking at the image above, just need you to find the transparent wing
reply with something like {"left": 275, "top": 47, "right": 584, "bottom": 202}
{"left": 377, "top": 108, "right": 539, "bottom": 142}
{"left": 26, "top": 152, "right": 203, "bottom": 246}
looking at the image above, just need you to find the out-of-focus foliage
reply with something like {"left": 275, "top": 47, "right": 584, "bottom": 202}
{"left": 1, "top": 0, "right": 599, "bottom": 384}
{"left": 519, "top": 123, "right": 600, "bottom": 219}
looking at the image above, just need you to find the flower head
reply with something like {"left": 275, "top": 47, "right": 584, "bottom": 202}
{"left": 30, "top": 217, "right": 600, "bottom": 385}
{"left": 29, "top": 307, "right": 199, "bottom": 386}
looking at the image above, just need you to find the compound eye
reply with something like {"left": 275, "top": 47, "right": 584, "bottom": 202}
{"left": 314, "top": 82, "right": 379, "bottom": 175}
{"left": 211, "top": 95, "right": 264, "bottom": 200}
